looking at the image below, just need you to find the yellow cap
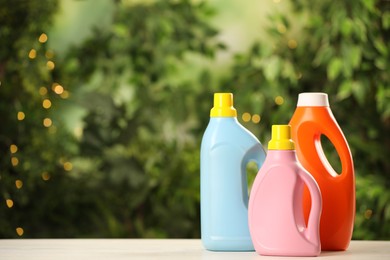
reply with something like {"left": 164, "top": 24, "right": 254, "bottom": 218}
{"left": 268, "top": 125, "right": 295, "bottom": 150}
{"left": 210, "top": 93, "right": 237, "bottom": 117}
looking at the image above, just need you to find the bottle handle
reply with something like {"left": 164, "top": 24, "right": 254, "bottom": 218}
{"left": 244, "top": 144, "right": 266, "bottom": 172}
{"left": 317, "top": 118, "right": 354, "bottom": 180}
{"left": 243, "top": 145, "right": 266, "bottom": 201}
{"left": 299, "top": 168, "right": 322, "bottom": 242}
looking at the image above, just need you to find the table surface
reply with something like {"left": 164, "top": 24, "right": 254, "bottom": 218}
{"left": 0, "top": 239, "right": 389, "bottom": 260}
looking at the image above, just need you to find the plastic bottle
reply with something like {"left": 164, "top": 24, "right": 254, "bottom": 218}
{"left": 248, "top": 125, "right": 322, "bottom": 257}
{"left": 289, "top": 92, "right": 355, "bottom": 251}
{"left": 200, "top": 93, "right": 266, "bottom": 251}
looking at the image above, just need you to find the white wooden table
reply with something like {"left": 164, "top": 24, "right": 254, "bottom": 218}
{"left": 0, "top": 239, "right": 389, "bottom": 259}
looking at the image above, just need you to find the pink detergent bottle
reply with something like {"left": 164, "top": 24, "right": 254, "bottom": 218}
{"left": 248, "top": 125, "right": 322, "bottom": 257}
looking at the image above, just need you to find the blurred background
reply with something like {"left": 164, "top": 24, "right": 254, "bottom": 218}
{"left": 0, "top": 0, "right": 389, "bottom": 239}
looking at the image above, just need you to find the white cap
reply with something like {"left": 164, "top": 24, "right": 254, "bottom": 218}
{"left": 297, "top": 92, "right": 329, "bottom": 107}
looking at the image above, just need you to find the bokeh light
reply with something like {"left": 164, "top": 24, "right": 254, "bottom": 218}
{"left": 17, "top": 111, "right": 25, "bottom": 121}
{"left": 288, "top": 39, "right": 298, "bottom": 49}
{"left": 54, "top": 84, "right": 64, "bottom": 94}
{"left": 242, "top": 112, "right": 251, "bottom": 122}
{"left": 38, "top": 33, "right": 48, "bottom": 43}
{"left": 39, "top": 87, "right": 48, "bottom": 96}
{"left": 6, "top": 199, "right": 14, "bottom": 208}
{"left": 46, "top": 61, "right": 55, "bottom": 70}
{"left": 43, "top": 118, "right": 52, "bottom": 127}
{"left": 42, "top": 172, "right": 51, "bottom": 181}
{"left": 63, "top": 162, "right": 73, "bottom": 171}
{"left": 42, "top": 99, "right": 52, "bottom": 109}
{"left": 28, "top": 49, "right": 37, "bottom": 59}
{"left": 252, "top": 114, "right": 261, "bottom": 124}
{"left": 11, "top": 157, "right": 19, "bottom": 166}
{"left": 16, "top": 227, "right": 24, "bottom": 236}
{"left": 10, "top": 144, "right": 18, "bottom": 154}
{"left": 15, "top": 180, "right": 23, "bottom": 189}
{"left": 275, "top": 96, "right": 284, "bottom": 105}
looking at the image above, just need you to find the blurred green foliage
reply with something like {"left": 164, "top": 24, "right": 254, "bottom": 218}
{"left": 1, "top": 0, "right": 222, "bottom": 238}
{"left": 0, "top": 0, "right": 79, "bottom": 236}
{"left": 0, "top": 0, "right": 389, "bottom": 240}
{"left": 223, "top": 0, "right": 390, "bottom": 239}
{"left": 58, "top": 0, "right": 224, "bottom": 238}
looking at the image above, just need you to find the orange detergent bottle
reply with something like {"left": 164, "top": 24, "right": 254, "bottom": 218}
{"left": 289, "top": 92, "right": 355, "bottom": 251}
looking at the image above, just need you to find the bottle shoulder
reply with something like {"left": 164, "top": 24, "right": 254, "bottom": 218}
{"left": 261, "top": 159, "right": 300, "bottom": 172}
{"left": 253, "top": 162, "right": 301, "bottom": 193}
{"left": 290, "top": 107, "right": 339, "bottom": 126}
{"left": 202, "top": 118, "right": 260, "bottom": 144}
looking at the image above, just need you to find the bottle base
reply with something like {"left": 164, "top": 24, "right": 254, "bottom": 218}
{"left": 320, "top": 238, "right": 350, "bottom": 251}
{"left": 321, "top": 246, "right": 348, "bottom": 251}
{"left": 256, "top": 248, "right": 320, "bottom": 257}
{"left": 202, "top": 236, "right": 254, "bottom": 251}
{"left": 254, "top": 241, "right": 321, "bottom": 257}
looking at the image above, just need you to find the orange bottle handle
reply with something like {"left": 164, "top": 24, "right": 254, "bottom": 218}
{"left": 315, "top": 110, "right": 354, "bottom": 182}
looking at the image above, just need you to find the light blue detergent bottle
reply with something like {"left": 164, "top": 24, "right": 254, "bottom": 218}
{"left": 200, "top": 93, "right": 266, "bottom": 251}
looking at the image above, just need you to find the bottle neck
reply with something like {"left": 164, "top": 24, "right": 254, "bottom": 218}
{"left": 209, "top": 116, "right": 238, "bottom": 122}
{"left": 294, "top": 106, "right": 332, "bottom": 113}
{"left": 266, "top": 150, "right": 297, "bottom": 161}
